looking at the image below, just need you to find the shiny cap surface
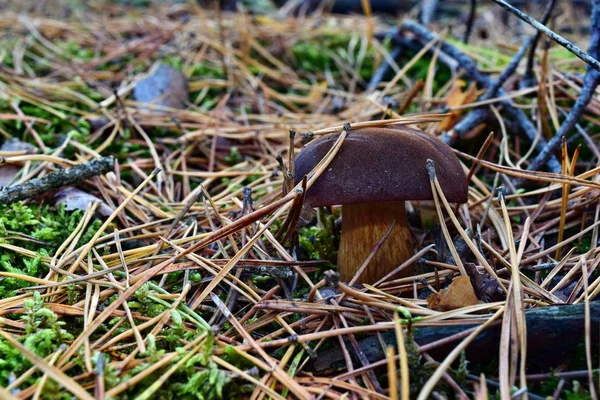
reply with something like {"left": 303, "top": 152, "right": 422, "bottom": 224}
{"left": 294, "top": 126, "right": 468, "bottom": 206}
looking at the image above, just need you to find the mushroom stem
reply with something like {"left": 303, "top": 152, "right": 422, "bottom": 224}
{"left": 338, "top": 201, "right": 413, "bottom": 284}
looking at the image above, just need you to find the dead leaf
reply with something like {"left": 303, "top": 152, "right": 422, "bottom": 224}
{"left": 0, "top": 165, "right": 20, "bottom": 188}
{"left": 54, "top": 187, "right": 113, "bottom": 217}
{"left": 437, "top": 81, "right": 478, "bottom": 132}
{"left": 308, "top": 81, "right": 328, "bottom": 109}
{"left": 134, "top": 63, "right": 189, "bottom": 110}
{"left": 0, "top": 139, "right": 36, "bottom": 187}
{"left": 0, "top": 138, "right": 38, "bottom": 153}
{"left": 464, "top": 262, "right": 504, "bottom": 302}
{"left": 427, "top": 275, "right": 479, "bottom": 311}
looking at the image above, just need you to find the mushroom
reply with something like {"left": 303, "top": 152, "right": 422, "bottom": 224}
{"left": 294, "top": 125, "right": 468, "bottom": 284}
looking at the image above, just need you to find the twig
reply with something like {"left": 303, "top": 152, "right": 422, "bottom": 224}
{"left": 490, "top": 0, "right": 600, "bottom": 72}
{"left": 487, "top": 37, "right": 534, "bottom": 99}
{"left": 521, "top": 0, "right": 559, "bottom": 89}
{"left": 522, "top": 0, "right": 600, "bottom": 177}
{"left": 463, "top": 0, "right": 477, "bottom": 44}
{"left": 398, "top": 79, "right": 425, "bottom": 114}
{"left": 420, "top": 0, "right": 438, "bottom": 25}
{"left": 448, "top": 35, "right": 533, "bottom": 148}
{"left": 401, "top": 20, "right": 561, "bottom": 173}
{"left": 0, "top": 156, "right": 115, "bottom": 205}
{"left": 448, "top": 35, "right": 531, "bottom": 131}
{"left": 368, "top": 47, "right": 402, "bottom": 91}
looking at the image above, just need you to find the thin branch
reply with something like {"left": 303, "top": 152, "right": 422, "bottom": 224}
{"left": 0, "top": 156, "right": 115, "bottom": 205}
{"left": 490, "top": 0, "right": 600, "bottom": 72}
{"left": 521, "top": 0, "right": 559, "bottom": 89}
{"left": 368, "top": 47, "right": 402, "bottom": 91}
{"left": 522, "top": 0, "right": 600, "bottom": 176}
{"left": 401, "top": 20, "right": 561, "bottom": 172}
{"left": 463, "top": 0, "right": 477, "bottom": 44}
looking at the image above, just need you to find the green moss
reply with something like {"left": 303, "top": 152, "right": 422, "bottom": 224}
{"left": 0, "top": 333, "right": 26, "bottom": 386}
{"left": 224, "top": 147, "right": 242, "bottom": 165}
{"left": 565, "top": 381, "right": 594, "bottom": 400}
{"left": 111, "top": 332, "right": 251, "bottom": 399}
{"left": 56, "top": 40, "right": 96, "bottom": 61}
{"left": 0, "top": 101, "right": 87, "bottom": 149}
{"left": 0, "top": 292, "right": 73, "bottom": 387}
{"left": 291, "top": 33, "right": 387, "bottom": 84}
{"left": 128, "top": 283, "right": 166, "bottom": 318}
{"left": 298, "top": 209, "right": 338, "bottom": 266}
{"left": 0, "top": 202, "right": 103, "bottom": 298}
{"left": 408, "top": 57, "right": 452, "bottom": 93}
{"left": 23, "top": 292, "right": 73, "bottom": 357}
{"left": 189, "top": 62, "right": 225, "bottom": 80}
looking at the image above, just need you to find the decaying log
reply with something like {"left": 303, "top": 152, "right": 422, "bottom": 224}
{"left": 311, "top": 302, "right": 600, "bottom": 375}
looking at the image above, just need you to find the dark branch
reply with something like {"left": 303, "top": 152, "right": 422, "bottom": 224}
{"left": 367, "top": 47, "right": 402, "bottom": 91}
{"left": 463, "top": 0, "right": 477, "bottom": 44}
{"left": 0, "top": 156, "right": 115, "bottom": 205}
{"left": 312, "top": 302, "right": 600, "bottom": 375}
{"left": 491, "top": 0, "right": 600, "bottom": 72}
{"left": 521, "top": 0, "right": 559, "bottom": 89}
{"left": 401, "top": 20, "right": 561, "bottom": 172}
{"left": 522, "top": 0, "right": 600, "bottom": 176}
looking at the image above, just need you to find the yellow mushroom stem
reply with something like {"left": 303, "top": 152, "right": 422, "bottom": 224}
{"left": 337, "top": 201, "right": 413, "bottom": 284}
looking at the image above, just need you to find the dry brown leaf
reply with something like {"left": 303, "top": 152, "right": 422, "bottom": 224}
{"left": 427, "top": 275, "right": 479, "bottom": 311}
{"left": 308, "top": 81, "right": 328, "bottom": 108}
{"left": 0, "top": 139, "right": 37, "bottom": 188}
{"left": 437, "top": 81, "right": 478, "bottom": 132}
{"left": 0, "top": 138, "right": 38, "bottom": 153}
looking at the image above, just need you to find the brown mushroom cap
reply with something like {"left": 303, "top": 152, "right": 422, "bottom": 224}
{"left": 294, "top": 126, "right": 468, "bottom": 206}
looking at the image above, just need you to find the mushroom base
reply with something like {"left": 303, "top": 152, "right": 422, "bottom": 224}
{"left": 338, "top": 201, "right": 413, "bottom": 284}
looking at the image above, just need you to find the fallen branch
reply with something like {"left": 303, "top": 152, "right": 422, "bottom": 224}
{"left": 312, "top": 302, "right": 600, "bottom": 375}
{"left": 400, "top": 20, "right": 562, "bottom": 173}
{"left": 491, "top": 0, "right": 600, "bottom": 72}
{"left": 0, "top": 156, "right": 115, "bottom": 205}
{"left": 447, "top": 35, "right": 534, "bottom": 145}
{"left": 522, "top": 0, "right": 600, "bottom": 177}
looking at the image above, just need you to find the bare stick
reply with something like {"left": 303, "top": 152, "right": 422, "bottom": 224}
{"left": 490, "top": 0, "right": 600, "bottom": 72}
{"left": 402, "top": 20, "right": 561, "bottom": 172}
{"left": 522, "top": 0, "right": 600, "bottom": 176}
{"left": 463, "top": 0, "right": 477, "bottom": 44}
{"left": 521, "top": 0, "right": 559, "bottom": 89}
{"left": 0, "top": 156, "right": 114, "bottom": 205}
{"left": 449, "top": 36, "right": 534, "bottom": 145}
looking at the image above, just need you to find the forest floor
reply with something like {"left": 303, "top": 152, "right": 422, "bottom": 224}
{"left": 0, "top": 1, "right": 598, "bottom": 399}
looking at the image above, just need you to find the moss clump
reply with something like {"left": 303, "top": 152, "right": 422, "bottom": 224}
{"left": 114, "top": 332, "right": 252, "bottom": 399}
{"left": 298, "top": 209, "right": 338, "bottom": 266}
{"left": 0, "top": 202, "right": 103, "bottom": 298}
{"left": 291, "top": 33, "right": 387, "bottom": 82}
{"left": 0, "top": 292, "right": 73, "bottom": 387}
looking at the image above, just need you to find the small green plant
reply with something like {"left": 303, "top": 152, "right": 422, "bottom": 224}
{"left": 22, "top": 292, "right": 73, "bottom": 358}
{"left": 224, "top": 147, "right": 242, "bottom": 165}
{"left": 0, "top": 202, "right": 103, "bottom": 298}
{"left": 0, "top": 292, "right": 73, "bottom": 387}
{"left": 298, "top": 209, "right": 338, "bottom": 265}
{"left": 0, "top": 334, "right": 26, "bottom": 386}
{"left": 128, "top": 283, "right": 165, "bottom": 318}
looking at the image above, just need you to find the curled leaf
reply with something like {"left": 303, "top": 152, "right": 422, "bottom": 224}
{"left": 134, "top": 63, "right": 189, "bottom": 110}
{"left": 437, "top": 81, "right": 477, "bottom": 132}
{"left": 427, "top": 275, "right": 479, "bottom": 311}
{"left": 54, "top": 187, "right": 113, "bottom": 217}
